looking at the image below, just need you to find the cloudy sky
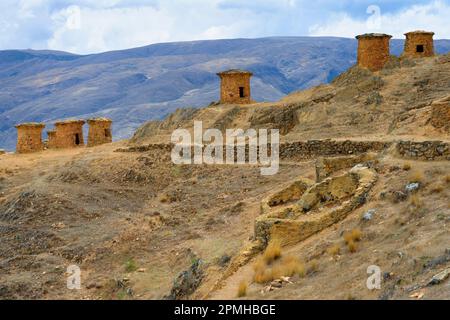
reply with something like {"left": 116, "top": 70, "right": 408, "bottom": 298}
{"left": 1, "top": 0, "right": 449, "bottom": 54}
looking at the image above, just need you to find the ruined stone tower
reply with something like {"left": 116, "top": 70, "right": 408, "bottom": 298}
{"left": 87, "top": 118, "right": 112, "bottom": 147}
{"left": 356, "top": 33, "right": 392, "bottom": 72}
{"left": 15, "top": 123, "right": 45, "bottom": 153}
{"left": 403, "top": 31, "right": 435, "bottom": 58}
{"left": 46, "top": 130, "right": 57, "bottom": 149}
{"left": 53, "top": 120, "right": 85, "bottom": 148}
{"left": 217, "top": 69, "right": 253, "bottom": 104}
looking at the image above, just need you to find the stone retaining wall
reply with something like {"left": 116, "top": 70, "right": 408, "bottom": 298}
{"left": 397, "top": 141, "right": 449, "bottom": 161}
{"left": 118, "top": 140, "right": 449, "bottom": 162}
{"left": 279, "top": 140, "right": 391, "bottom": 160}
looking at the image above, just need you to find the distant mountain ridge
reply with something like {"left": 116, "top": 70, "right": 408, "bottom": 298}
{"left": 1, "top": 36, "right": 450, "bottom": 150}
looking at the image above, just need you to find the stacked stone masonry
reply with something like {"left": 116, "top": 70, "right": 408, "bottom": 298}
{"left": 356, "top": 33, "right": 392, "bottom": 72}
{"left": 403, "top": 31, "right": 435, "bottom": 58}
{"left": 47, "top": 130, "right": 57, "bottom": 149}
{"left": 87, "top": 118, "right": 113, "bottom": 147}
{"left": 119, "top": 139, "right": 450, "bottom": 163}
{"left": 397, "top": 141, "right": 449, "bottom": 161}
{"left": 15, "top": 123, "right": 45, "bottom": 154}
{"left": 217, "top": 69, "right": 253, "bottom": 104}
{"left": 279, "top": 140, "right": 391, "bottom": 160}
{"left": 52, "top": 120, "right": 85, "bottom": 149}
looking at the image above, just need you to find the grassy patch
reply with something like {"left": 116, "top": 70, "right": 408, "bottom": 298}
{"left": 124, "top": 258, "right": 138, "bottom": 273}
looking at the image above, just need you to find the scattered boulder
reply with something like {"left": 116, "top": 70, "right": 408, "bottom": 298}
{"left": 405, "top": 182, "right": 420, "bottom": 193}
{"left": 391, "top": 190, "right": 408, "bottom": 203}
{"left": 217, "top": 254, "right": 231, "bottom": 268}
{"left": 362, "top": 209, "right": 376, "bottom": 221}
{"left": 270, "top": 280, "right": 283, "bottom": 288}
{"left": 165, "top": 258, "right": 205, "bottom": 300}
{"left": 428, "top": 268, "right": 450, "bottom": 286}
{"left": 423, "top": 249, "right": 450, "bottom": 270}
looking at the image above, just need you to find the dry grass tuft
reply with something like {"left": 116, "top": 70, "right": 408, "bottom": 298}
{"left": 410, "top": 194, "right": 423, "bottom": 208}
{"left": 344, "top": 229, "right": 362, "bottom": 244}
{"left": 253, "top": 254, "right": 306, "bottom": 284}
{"left": 281, "top": 255, "right": 306, "bottom": 278}
{"left": 159, "top": 194, "right": 169, "bottom": 203}
{"left": 430, "top": 184, "right": 445, "bottom": 194}
{"left": 237, "top": 281, "right": 247, "bottom": 298}
{"left": 445, "top": 175, "right": 450, "bottom": 184}
{"left": 253, "top": 257, "right": 273, "bottom": 284}
{"left": 347, "top": 240, "right": 358, "bottom": 253}
{"left": 402, "top": 163, "right": 412, "bottom": 171}
{"left": 327, "top": 244, "right": 341, "bottom": 256}
{"left": 409, "top": 170, "right": 425, "bottom": 184}
{"left": 307, "top": 259, "right": 319, "bottom": 274}
{"left": 263, "top": 240, "right": 282, "bottom": 264}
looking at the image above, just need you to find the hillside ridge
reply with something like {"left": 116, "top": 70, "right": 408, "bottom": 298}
{"left": 1, "top": 36, "right": 450, "bottom": 151}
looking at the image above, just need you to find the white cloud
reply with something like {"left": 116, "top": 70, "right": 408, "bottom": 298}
{"left": 0, "top": 0, "right": 449, "bottom": 53}
{"left": 309, "top": 0, "right": 450, "bottom": 39}
{"left": 48, "top": 5, "right": 175, "bottom": 53}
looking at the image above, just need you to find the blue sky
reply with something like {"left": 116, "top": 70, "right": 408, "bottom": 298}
{"left": 0, "top": 0, "right": 449, "bottom": 54}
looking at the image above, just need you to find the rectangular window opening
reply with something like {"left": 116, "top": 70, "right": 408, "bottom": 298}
{"left": 416, "top": 45, "right": 424, "bottom": 53}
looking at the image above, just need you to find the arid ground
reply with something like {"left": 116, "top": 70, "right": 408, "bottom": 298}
{"left": 0, "top": 53, "right": 449, "bottom": 300}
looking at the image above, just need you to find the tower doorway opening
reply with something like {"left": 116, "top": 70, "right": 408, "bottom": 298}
{"left": 239, "top": 87, "right": 245, "bottom": 98}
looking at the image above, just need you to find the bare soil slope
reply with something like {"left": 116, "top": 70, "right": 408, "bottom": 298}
{"left": 0, "top": 54, "right": 448, "bottom": 300}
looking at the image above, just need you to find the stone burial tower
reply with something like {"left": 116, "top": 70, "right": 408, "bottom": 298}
{"left": 403, "top": 31, "right": 435, "bottom": 58}
{"left": 46, "top": 130, "right": 57, "bottom": 149}
{"left": 356, "top": 33, "right": 392, "bottom": 72}
{"left": 87, "top": 118, "right": 113, "bottom": 147}
{"left": 15, "top": 122, "right": 45, "bottom": 153}
{"left": 217, "top": 69, "right": 253, "bottom": 104}
{"left": 52, "top": 120, "right": 86, "bottom": 149}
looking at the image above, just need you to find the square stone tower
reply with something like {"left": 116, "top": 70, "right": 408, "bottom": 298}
{"left": 53, "top": 120, "right": 86, "bottom": 149}
{"left": 87, "top": 118, "right": 113, "bottom": 147}
{"left": 356, "top": 33, "right": 392, "bottom": 72}
{"left": 47, "top": 130, "right": 57, "bottom": 149}
{"left": 217, "top": 69, "right": 253, "bottom": 104}
{"left": 403, "top": 31, "right": 435, "bottom": 58}
{"left": 15, "top": 123, "right": 45, "bottom": 153}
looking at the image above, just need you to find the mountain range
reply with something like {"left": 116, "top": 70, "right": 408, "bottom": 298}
{"left": 1, "top": 36, "right": 450, "bottom": 150}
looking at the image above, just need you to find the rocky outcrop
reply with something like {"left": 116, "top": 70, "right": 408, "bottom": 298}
{"left": 255, "top": 166, "right": 377, "bottom": 247}
{"left": 315, "top": 153, "right": 378, "bottom": 182}
{"left": 260, "top": 178, "right": 314, "bottom": 215}
{"left": 250, "top": 104, "right": 300, "bottom": 135}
